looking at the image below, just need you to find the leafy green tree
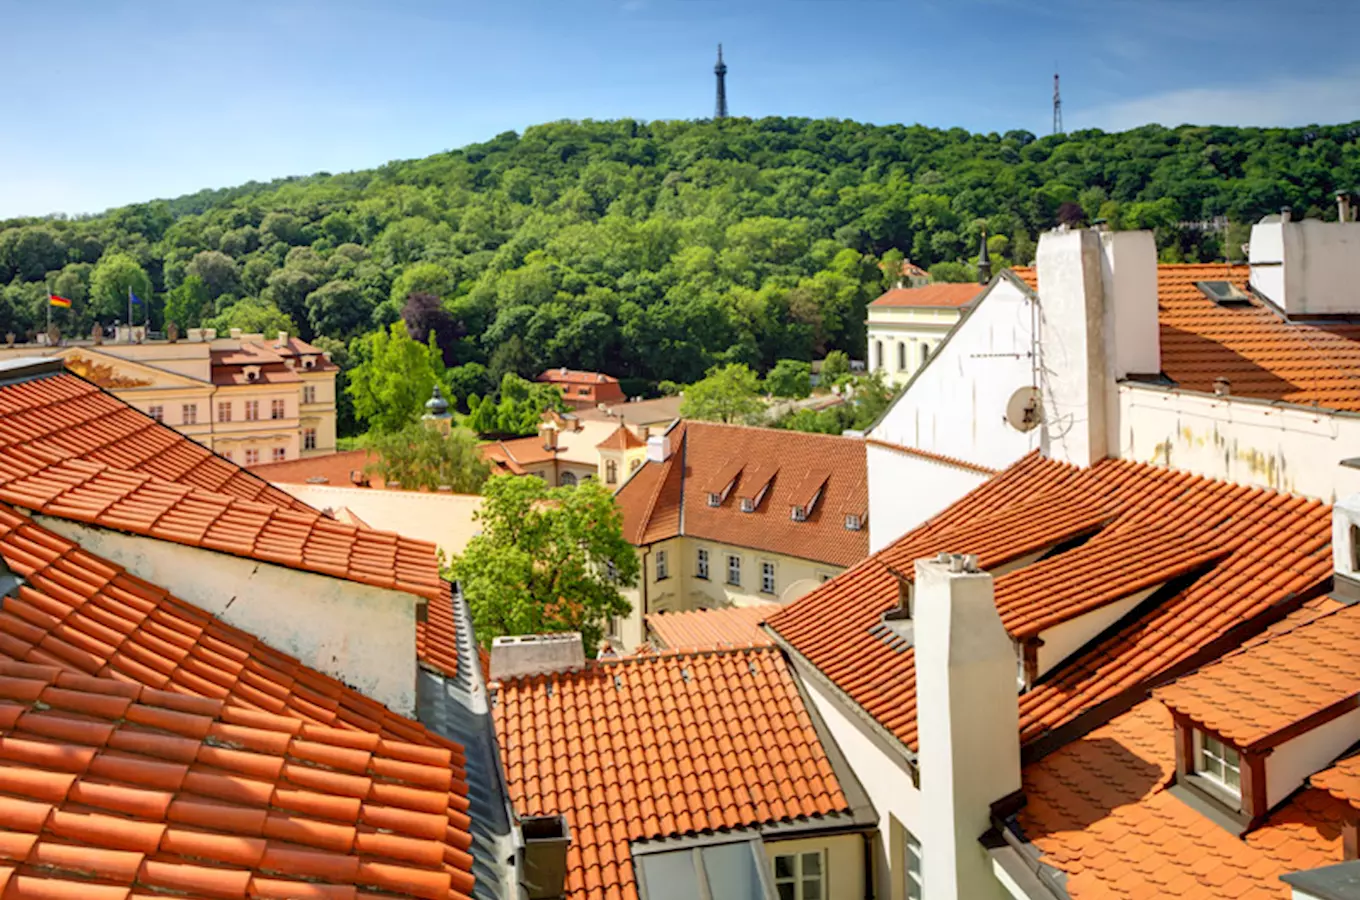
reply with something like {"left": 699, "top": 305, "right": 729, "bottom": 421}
{"left": 89, "top": 253, "right": 153, "bottom": 321}
{"left": 680, "top": 363, "right": 765, "bottom": 424}
{"left": 362, "top": 422, "right": 489, "bottom": 493}
{"left": 347, "top": 321, "right": 449, "bottom": 433}
{"left": 204, "top": 297, "right": 295, "bottom": 335}
{"left": 390, "top": 262, "right": 454, "bottom": 305}
{"left": 466, "top": 373, "right": 568, "bottom": 437}
{"left": 820, "top": 350, "right": 851, "bottom": 383}
{"left": 306, "top": 279, "right": 373, "bottom": 339}
{"left": 164, "top": 275, "right": 210, "bottom": 329}
{"left": 450, "top": 475, "right": 637, "bottom": 654}
{"left": 765, "top": 359, "right": 812, "bottom": 399}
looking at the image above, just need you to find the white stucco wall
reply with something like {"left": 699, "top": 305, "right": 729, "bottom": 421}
{"left": 866, "top": 444, "right": 990, "bottom": 554}
{"left": 763, "top": 833, "right": 865, "bottom": 900}
{"left": 1250, "top": 219, "right": 1360, "bottom": 316}
{"left": 1265, "top": 706, "right": 1360, "bottom": 810}
{"left": 1033, "top": 590, "right": 1150, "bottom": 679}
{"left": 1119, "top": 384, "right": 1360, "bottom": 502}
{"left": 276, "top": 483, "right": 483, "bottom": 562}
{"left": 37, "top": 517, "right": 420, "bottom": 716}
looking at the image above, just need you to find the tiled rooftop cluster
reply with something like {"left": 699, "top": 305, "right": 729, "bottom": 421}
{"left": 493, "top": 646, "right": 849, "bottom": 900}
{"left": 645, "top": 605, "right": 776, "bottom": 650}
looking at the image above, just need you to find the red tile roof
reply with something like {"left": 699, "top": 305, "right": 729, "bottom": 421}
{"left": 596, "top": 424, "right": 646, "bottom": 451}
{"left": 1153, "top": 603, "right": 1360, "bottom": 750}
{"left": 863, "top": 438, "right": 999, "bottom": 476}
{"left": 869, "top": 282, "right": 982, "bottom": 308}
{"left": 250, "top": 335, "right": 338, "bottom": 372}
{"left": 210, "top": 342, "right": 303, "bottom": 387}
{"left": 537, "top": 369, "right": 620, "bottom": 386}
{"left": 248, "top": 450, "right": 381, "bottom": 487}
{"left": 0, "top": 371, "right": 306, "bottom": 513}
{"left": 1011, "top": 263, "right": 1360, "bottom": 412}
{"left": 0, "top": 504, "right": 479, "bottom": 900}
{"left": 1312, "top": 755, "right": 1360, "bottom": 813}
{"left": 493, "top": 647, "right": 849, "bottom": 900}
{"left": 1019, "top": 699, "right": 1347, "bottom": 900}
{"left": 645, "top": 605, "right": 776, "bottom": 650}
{"left": 767, "top": 452, "right": 1332, "bottom": 751}
{"left": 615, "top": 422, "right": 869, "bottom": 568}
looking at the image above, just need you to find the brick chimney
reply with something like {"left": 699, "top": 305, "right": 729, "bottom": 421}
{"left": 914, "top": 552, "right": 1021, "bottom": 900}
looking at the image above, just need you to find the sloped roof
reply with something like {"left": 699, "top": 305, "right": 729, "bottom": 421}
{"left": 210, "top": 342, "right": 302, "bottom": 387}
{"left": 537, "top": 369, "right": 619, "bottom": 385}
{"left": 0, "top": 368, "right": 305, "bottom": 512}
{"left": 1019, "top": 699, "right": 1347, "bottom": 900}
{"left": 493, "top": 647, "right": 849, "bottom": 900}
{"left": 645, "top": 605, "right": 776, "bottom": 650}
{"left": 250, "top": 335, "right": 338, "bottom": 372}
{"left": 615, "top": 422, "right": 869, "bottom": 568}
{"left": 0, "top": 504, "right": 481, "bottom": 899}
{"left": 869, "top": 282, "right": 982, "bottom": 309}
{"left": 1312, "top": 755, "right": 1360, "bottom": 813}
{"left": 1011, "top": 263, "right": 1360, "bottom": 412}
{"left": 767, "top": 452, "right": 1332, "bottom": 751}
{"left": 1154, "top": 602, "right": 1360, "bottom": 750}
{"left": 596, "top": 424, "right": 646, "bottom": 451}
{"left": 248, "top": 449, "right": 380, "bottom": 487}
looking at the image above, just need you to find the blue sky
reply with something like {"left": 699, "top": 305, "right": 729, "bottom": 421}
{"left": 2, "top": 0, "right": 1357, "bottom": 219}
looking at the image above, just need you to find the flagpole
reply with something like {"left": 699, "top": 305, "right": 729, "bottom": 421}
{"left": 128, "top": 286, "right": 133, "bottom": 329}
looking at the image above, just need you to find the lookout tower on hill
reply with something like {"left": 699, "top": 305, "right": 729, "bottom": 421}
{"left": 714, "top": 44, "right": 728, "bottom": 120}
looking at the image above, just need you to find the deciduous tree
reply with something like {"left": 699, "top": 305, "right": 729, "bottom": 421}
{"left": 363, "top": 422, "right": 488, "bottom": 493}
{"left": 680, "top": 363, "right": 765, "bottom": 424}
{"left": 347, "top": 321, "right": 449, "bottom": 433}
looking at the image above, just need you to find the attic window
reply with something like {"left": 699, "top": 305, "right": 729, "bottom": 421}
{"left": 1351, "top": 524, "right": 1360, "bottom": 574}
{"left": 791, "top": 505, "right": 807, "bottom": 522}
{"left": 845, "top": 514, "right": 863, "bottom": 531}
{"left": 1194, "top": 731, "right": 1242, "bottom": 802}
{"left": 1196, "top": 281, "right": 1252, "bottom": 307}
{"left": 740, "top": 498, "right": 755, "bottom": 513}
{"left": 707, "top": 492, "right": 722, "bottom": 508}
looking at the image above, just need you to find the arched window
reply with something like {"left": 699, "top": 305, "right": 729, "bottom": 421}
{"left": 898, "top": 342, "right": 906, "bottom": 371}
{"left": 920, "top": 343, "right": 930, "bottom": 369}
{"left": 560, "top": 471, "right": 578, "bottom": 487}
{"left": 875, "top": 341, "right": 884, "bottom": 370}
{"left": 606, "top": 460, "right": 618, "bottom": 484}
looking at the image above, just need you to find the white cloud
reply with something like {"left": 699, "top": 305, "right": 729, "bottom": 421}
{"left": 1075, "top": 67, "right": 1360, "bottom": 130}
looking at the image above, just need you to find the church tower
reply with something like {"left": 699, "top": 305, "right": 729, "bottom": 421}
{"left": 714, "top": 44, "right": 728, "bottom": 120}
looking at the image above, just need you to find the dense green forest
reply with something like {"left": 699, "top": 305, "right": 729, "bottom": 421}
{"left": 4, "top": 117, "right": 1358, "bottom": 435}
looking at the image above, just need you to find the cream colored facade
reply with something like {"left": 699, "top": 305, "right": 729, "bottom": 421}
{"left": 272, "top": 482, "right": 483, "bottom": 561}
{"left": 763, "top": 833, "right": 866, "bottom": 900}
{"left": 0, "top": 332, "right": 337, "bottom": 464}
{"left": 616, "top": 535, "right": 842, "bottom": 648}
{"left": 868, "top": 304, "right": 966, "bottom": 386}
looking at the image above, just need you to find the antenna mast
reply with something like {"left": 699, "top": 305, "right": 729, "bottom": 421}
{"left": 715, "top": 44, "right": 729, "bottom": 120}
{"left": 1052, "top": 71, "right": 1063, "bottom": 135}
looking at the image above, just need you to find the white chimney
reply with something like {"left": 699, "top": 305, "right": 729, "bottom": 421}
{"left": 1330, "top": 493, "right": 1360, "bottom": 581}
{"left": 230, "top": 328, "right": 243, "bottom": 339}
{"left": 489, "top": 633, "right": 585, "bottom": 681}
{"left": 646, "top": 433, "right": 672, "bottom": 463}
{"left": 1098, "top": 230, "right": 1159, "bottom": 379}
{"left": 914, "top": 553, "right": 1021, "bottom": 900}
{"left": 276, "top": 330, "right": 288, "bottom": 347}
{"left": 1250, "top": 217, "right": 1360, "bottom": 315}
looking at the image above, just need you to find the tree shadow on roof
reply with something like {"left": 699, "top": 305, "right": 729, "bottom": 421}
{"left": 1159, "top": 325, "right": 1302, "bottom": 400}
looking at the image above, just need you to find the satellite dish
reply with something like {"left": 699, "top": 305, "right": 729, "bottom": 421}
{"left": 1005, "top": 386, "right": 1042, "bottom": 432}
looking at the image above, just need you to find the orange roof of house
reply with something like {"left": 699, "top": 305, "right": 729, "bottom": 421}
{"left": 210, "top": 343, "right": 303, "bottom": 387}
{"left": 248, "top": 449, "right": 381, "bottom": 487}
{"left": 869, "top": 282, "right": 982, "bottom": 309}
{"left": 1312, "top": 754, "right": 1360, "bottom": 812}
{"left": 767, "top": 452, "right": 1332, "bottom": 751}
{"left": 596, "top": 424, "right": 645, "bottom": 451}
{"left": 0, "top": 369, "right": 306, "bottom": 513}
{"left": 537, "top": 369, "right": 620, "bottom": 386}
{"left": 1153, "top": 602, "right": 1360, "bottom": 750}
{"left": 0, "top": 504, "right": 479, "bottom": 900}
{"left": 479, "top": 436, "right": 557, "bottom": 472}
{"left": 1019, "top": 699, "right": 1348, "bottom": 900}
{"left": 615, "top": 422, "right": 868, "bottom": 568}
{"left": 250, "top": 335, "right": 338, "bottom": 372}
{"left": 864, "top": 437, "right": 999, "bottom": 475}
{"left": 645, "top": 605, "right": 776, "bottom": 650}
{"left": 493, "top": 647, "right": 850, "bottom": 900}
{"left": 1011, "top": 263, "right": 1360, "bottom": 411}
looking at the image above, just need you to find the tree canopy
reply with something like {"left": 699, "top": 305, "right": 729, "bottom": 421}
{"left": 4, "top": 117, "right": 1358, "bottom": 437}
{"left": 362, "top": 422, "right": 489, "bottom": 493}
{"left": 347, "top": 321, "right": 450, "bottom": 433}
{"left": 450, "top": 475, "right": 638, "bottom": 654}
{"left": 465, "top": 373, "right": 569, "bottom": 437}
{"left": 680, "top": 363, "right": 765, "bottom": 424}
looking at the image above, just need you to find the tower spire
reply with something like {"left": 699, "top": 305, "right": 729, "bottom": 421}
{"left": 714, "top": 44, "right": 728, "bottom": 120}
{"left": 1052, "top": 71, "right": 1063, "bottom": 135}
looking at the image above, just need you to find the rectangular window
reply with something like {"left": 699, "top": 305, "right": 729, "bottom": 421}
{"left": 905, "top": 831, "right": 923, "bottom": 900}
{"left": 270, "top": 399, "right": 286, "bottom": 420}
{"left": 147, "top": 405, "right": 164, "bottom": 423}
{"left": 1195, "top": 732, "right": 1242, "bottom": 799}
{"left": 303, "top": 385, "right": 316, "bottom": 405}
{"left": 217, "top": 401, "right": 232, "bottom": 423}
{"left": 727, "top": 554, "right": 741, "bottom": 587}
{"left": 696, "top": 549, "right": 709, "bottom": 580}
{"left": 303, "top": 428, "right": 317, "bottom": 450}
{"left": 245, "top": 449, "right": 260, "bottom": 466}
{"left": 655, "top": 550, "right": 669, "bottom": 581}
{"left": 845, "top": 514, "right": 862, "bottom": 531}
{"left": 181, "top": 404, "right": 197, "bottom": 425}
{"left": 761, "top": 561, "right": 776, "bottom": 595}
{"left": 271, "top": 448, "right": 286, "bottom": 462}
{"left": 774, "top": 850, "right": 824, "bottom": 900}
{"left": 222, "top": 451, "right": 233, "bottom": 462}
{"left": 245, "top": 400, "right": 260, "bottom": 421}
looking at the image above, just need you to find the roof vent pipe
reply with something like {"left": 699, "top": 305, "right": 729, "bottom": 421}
{"left": 1213, "top": 377, "right": 1231, "bottom": 397}
{"left": 1281, "top": 206, "right": 1292, "bottom": 224}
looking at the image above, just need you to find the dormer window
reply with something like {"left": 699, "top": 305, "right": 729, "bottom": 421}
{"left": 1194, "top": 731, "right": 1242, "bottom": 802}
{"left": 845, "top": 514, "right": 862, "bottom": 531}
{"left": 791, "top": 505, "right": 807, "bottom": 522}
{"left": 708, "top": 492, "right": 721, "bottom": 507}
{"left": 740, "top": 498, "right": 755, "bottom": 513}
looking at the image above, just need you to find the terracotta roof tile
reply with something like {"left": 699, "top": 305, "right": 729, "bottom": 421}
{"left": 616, "top": 422, "right": 868, "bottom": 567}
{"left": 869, "top": 283, "right": 982, "bottom": 308}
{"left": 247, "top": 450, "right": 380, "bottom": 488}
{"left": 0, "top": 508, "right": 477, "bottom": 900}
{"left": 595, "top": 425, "right": 646, "bottom": 452}
{"left": 1011, "top": 263, "right": 1360, "bottom": 411}
{"left": 645, "top": 605, "right": 776, "bottom": 650}
{"left": 493, "top": 647, "right": 848, "bottom": 900}
{"left": 863, "top": 438, "right": 999, "bottom": 475}
{"left": 767, "top": 452, "right": 1332, "bottom": 751}
{"left": 1019, "top": 699, "right": 1348, "bottom": 900}
{"left": 1311, "top": 754, "right": 1360, "bottom": 812}
{"left": 1153, "top": 603, "right": 1360, "bottom": 750}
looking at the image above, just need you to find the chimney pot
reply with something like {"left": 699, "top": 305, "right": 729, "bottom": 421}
{"left": 1338, "top": 191, "right": 1353, "bottom": 223}
{"left": 1281, "top": 206, "right": 1292, "bottom": 223}
{"left": 1213, "top": 376, "right": 1231, "bottom": 397}
{"left": 490, "top": 633, "right": 586, "bottom": 681}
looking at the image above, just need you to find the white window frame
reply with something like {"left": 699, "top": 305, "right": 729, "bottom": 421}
{"left": 845, "top": 514, "right": 862, "bottom": 531}
{"left": 1194, "top": 730, "right": 1242, "bottom": 802}
{"left": 726, "top": 554, "right": 741, "bottom": 587}
{"left": 303, "top": 384, "right": 316, "bottom": 405}
{"left": 696, "top": 548, "right": 709, "bottom": 580}
{"left": 245, "top": 400, "right": 260, "bottom": 421}
{"left": 244, "top": 448, "right": 260, "bottom": 466}
{"left": 761, "top": 561, "right": 776, "bottom": 595}
{"left": 271, "top": 447, "right": 286, "bottom": 462}
{"left": 655, "top": 550, "right": 669, "bottom": 581}
{"left": 147, "top": 405, "right": 164, "bottom": 423}
{"left": 303, "top": 428, "right": 317, "bottom": 450}
{"left": 905, "top": 830, "right": 923, "bottom": 900}
{"left": 773, "top": 849, "right": 825, "bottom": 900}
{"left": 217, "top": 401, "right": 231, "bottom": 423}
{"left": 181, "top": 403, "right": 197, "bottom": 425}
{"left": 270, "top": 398, "right": 286, "bottom": 420}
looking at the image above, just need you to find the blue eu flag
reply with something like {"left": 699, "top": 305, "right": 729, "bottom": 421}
{"left": 129, "top": 288, "right": 143, "bottom": 305}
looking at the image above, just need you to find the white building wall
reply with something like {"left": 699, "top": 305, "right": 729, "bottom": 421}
{"left": 866, "top": 444, "right": 990, "bottom": 554}
{"left": 36, "top": 518, "right": 420, "bottom": 716}
{"left": 1265, "top": 706, "right": 1360, "bottom": 810}
{"left": 1033, "top": 591, "right": 1149, "bottom": 679}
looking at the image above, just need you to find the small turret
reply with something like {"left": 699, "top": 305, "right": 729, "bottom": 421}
{"left": 422, "top": 385, "right": 452, "bottom": 434}
{"left": 976, "top": 229, "right": 992, "bottom": 285}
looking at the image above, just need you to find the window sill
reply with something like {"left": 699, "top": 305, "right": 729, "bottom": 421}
{"left": 696, "top": 575, "right": 708, "bottom": 581}
{"left": 726, "top": 582, "right": 741, "bottom": 588}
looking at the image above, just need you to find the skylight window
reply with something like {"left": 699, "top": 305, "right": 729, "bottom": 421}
{"left": 1196, "top": 281, "right": 1252, "bottom": 307}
